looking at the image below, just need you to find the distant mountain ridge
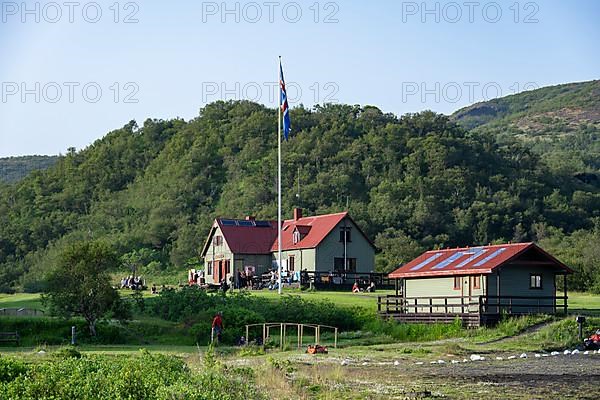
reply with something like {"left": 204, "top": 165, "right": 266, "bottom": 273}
{"left": 451, "top": 80, "right": 600, "bottom": 174}
{"left": 0, "top": 155, "right": 59, "bottom": 183}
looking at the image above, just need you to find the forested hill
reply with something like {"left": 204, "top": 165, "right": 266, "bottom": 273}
{"left": 1, "top": 100, "right": 599, "bottom": 293}
{"left": 452, "top": 80, "right": 600, "bottom": 175}
{"left": 0, "top": 156, "right": 58, "bottom": 183}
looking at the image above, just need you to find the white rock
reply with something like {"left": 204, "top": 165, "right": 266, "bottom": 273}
{"left": 534, "top": 354, "right": 541, "bottom": 358}
{"left": 520, "top": 353, "right": 527, "bottom": 359}
{"left": 469, "top": 354, "right": 483, "bottom": 361}
{"left": 394, "top": 360, "right": 400, "bottom": 366}
{"left": 551, "top": 351, "right": 560, "bottom": 356}
{"left": 495, "top": 356, "right": 503, "bottom": 360}
{"left": 37, "top": 350, "right": 46, "bottom": 355}
{"left": 451, "top": 360, "right": 460, "bottom": 364}
{"left": 415, "top": 361, "right": 424, "bottom": 365}
{"left": 542, "top": 354, "right": 549, "bottom": 357}
{"left": 437, "top": 360, "right": 445, "bottom": 364}
{"left": 362, "top": 362, "right": 368, "bottom": 365}
{"left": 584, "top": 351, "right": 590, "bottom": 355}
{"left": 571, "top": 349, "right": 580, "bottom": 355}
{"left": 564, "top": 350, "right": 571, "bottom": 355}
{"left": 507, "top": 355, "right": 517, "bottom": 360}
{"left": 462, "top": 359, "right": 469, "bottom": 363}
{"left": 341, "top": 360, "right": 350, "bottom": 366}
{"left": 430, "top": 361, "right": 437, "bottom": 364}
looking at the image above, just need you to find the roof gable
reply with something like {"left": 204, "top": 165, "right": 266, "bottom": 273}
{"left": 388, "top": 243, "right": 572, "bottom": 278}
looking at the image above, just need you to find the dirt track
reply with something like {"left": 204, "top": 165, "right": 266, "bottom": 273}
{"left": 339, "top": 354, "right": 600, "bottom": 399}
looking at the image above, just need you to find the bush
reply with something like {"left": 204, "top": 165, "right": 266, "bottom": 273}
{"left": 146, "top": 288, "right": 364, "bottom": 344}
{"left": 0, "top": 350, "right": 266, "bottom": 400}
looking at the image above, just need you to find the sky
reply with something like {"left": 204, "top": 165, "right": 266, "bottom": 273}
{"left": 0, "top": 0, "right": 599, "bottom": 157}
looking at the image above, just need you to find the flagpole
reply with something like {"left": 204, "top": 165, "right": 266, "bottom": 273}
{"left": 277, "top": 56, "right": 283, "bottom": 295}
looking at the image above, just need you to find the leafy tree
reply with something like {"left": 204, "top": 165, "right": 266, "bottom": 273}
{"left": 43, "top": 241, "right": 130, "bottom": 336}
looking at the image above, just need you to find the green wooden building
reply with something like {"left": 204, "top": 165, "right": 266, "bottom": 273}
{"left": 379, "top": 243, "right": 572, "bottom": 326}
{"left": 200, "top": 208, "right": 376, "bottom": 286}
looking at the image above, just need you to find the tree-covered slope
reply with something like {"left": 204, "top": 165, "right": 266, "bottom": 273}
{"left": 0, "top": 101, "right": 599, "bottom": 293}
{"left": 0, "top": 156, "right": 58, "bottom": 183}
{"left": 452, "top": 80, "right": 600, "bottom": 175}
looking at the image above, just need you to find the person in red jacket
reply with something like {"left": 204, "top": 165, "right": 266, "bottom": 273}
{"left": 211, "top": 312, "right": 223, "bottom": 344}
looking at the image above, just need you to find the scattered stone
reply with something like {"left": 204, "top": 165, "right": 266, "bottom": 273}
{"left": 534, "top": 354, "right": 541, "bottom": 358}
{"left": 469, "top": 354, "right": 483, "bottom": 361}
{"left": 437, "top": 360, "right": 445, "bottom": 364}
{"left": 394, "top": 360, "right": 400, "bottom": 366}
{"left": 451, "top": 360, "right": 460, "bottom": 364}
{"left": 341, "top": 360, "right": 350, "bottom": 366}
{"left": 507, "top": 355, "right": 517, "bottom": 360}
{"left": 542, "top": 354, "right": 549, "bottom": 357}
{"left": 564, "top": 350, "right": 571, "bottom": 355}
{"left": 520, "top": 353, "right": 527, "bottom": 359}
{"left": 584, "top": 351, "right": 590, "bottom": 355}
{"left": 415, "top": 361, "right": 424, "bottom": 365}
{"left": 36, "top": 350, "right": 46, "bottom": 355}
{"left": 430, "top": 361, "right": 437, "bottom": 364}
{"left": 571, "top": 349, "right": 580, "bottom": 355}
{"left": 462, "top": 359, "right": 469, "bottom": 363}
{"left": 495, "top": 356, "right": 503, "bottom": 360}
{"left": 551, "top": 351, "right": 560, "bottom": 356}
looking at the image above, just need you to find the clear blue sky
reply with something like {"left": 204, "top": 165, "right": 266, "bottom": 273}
{"left": 1, "top": 0, "right": 598, "bottom": 157}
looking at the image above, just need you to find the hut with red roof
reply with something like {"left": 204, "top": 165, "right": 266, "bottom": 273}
{"left": 380, "top": 243, "right": 572, "bottom": 326}
{"left": 201, "top": 208, "right": 377, "bottom": 288}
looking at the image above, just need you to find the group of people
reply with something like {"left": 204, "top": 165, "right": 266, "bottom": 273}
{"left": 352, "top": 280, "right": 376, "bottom": 293}
{"left": 188, "top": 269, "right": 206, "bottom": 286}
{"left": 120, "top": 276, "right": 145, "bottom": 290}
{"left": 236, "top": 269, "right": 255, "bottom": 289}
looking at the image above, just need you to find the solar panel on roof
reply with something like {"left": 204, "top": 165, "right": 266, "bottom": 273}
{"left": 254, "top": 221, "right": 271, "bottom": 227}
{"left": 237, "top": 220, "right": 254, "bottom": 227}
{"left": 473, "top": 247, "right": 507, "bottom": 267}
{"left": 454, "top": 248, "right": 487, "bottom": 268}
{"left": 221, "top": 219, "right": 236, "bottom": 226}
{"left": 431, "top": 251, "right": 467, "bottom": 269}
{"left": 410, "top": 253, "right": 443, "bottom": 271}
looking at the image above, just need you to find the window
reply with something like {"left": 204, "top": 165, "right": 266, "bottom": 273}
{"left": 288, "top": 255, "right": 295, "bottom": 272}
{"left": 339, "top": 227, "right": 352, "bottom": 243}
{"left": 334, "top": 257, "right": 356, "bottom": 273}
{"left": 225, "top": 260, "right": 231, "bottom": 274}
{"left": 293, "top": 230, "right": 301, "bottom": 244}
{"left": 530, "top": 274, "right": 542, "bottom": 289}
{"left": 213, "top": 235, "right": 223, "bottom": 246}
{"left": 207, "top": 261, "right": 213, "bottom": 275}
{"left": 453, "top": 276, "right": 461, "bottom": 290}
{"left": 472, "top": 275, "right": 481, "bottom": 289}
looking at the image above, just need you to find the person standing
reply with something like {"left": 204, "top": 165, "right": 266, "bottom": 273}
{"left": 211, "top": 312, "right": 223, "bottom": 344}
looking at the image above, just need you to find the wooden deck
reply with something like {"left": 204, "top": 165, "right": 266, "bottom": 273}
{"left": 377, "top": 295, "right": 568, "bottom": 327}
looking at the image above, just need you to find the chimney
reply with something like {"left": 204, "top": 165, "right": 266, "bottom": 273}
{"left": 293, "top": 208, "right": 303, "bottom": 221}
{"left": 245, "top": 216, "right": 255, "bottom": 221}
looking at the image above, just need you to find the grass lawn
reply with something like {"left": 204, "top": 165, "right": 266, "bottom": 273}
{"left": 1, "top": 290, "right": 599, "bottom": 314}
{"left": 249, "top": 288, "right": 395, "bottom": 311}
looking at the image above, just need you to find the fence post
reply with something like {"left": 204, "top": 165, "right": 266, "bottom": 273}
{"left": 334, "top": 328, "right": 338, "bottom": 348}
{"left": 444, "top": 298, "right": 448, "bottom": 314}
{"left": 429, "top": 298, "right": 433, "bottom": 314}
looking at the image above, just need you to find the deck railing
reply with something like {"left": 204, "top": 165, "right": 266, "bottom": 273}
{"left": 377, "top": 294, "right": 568, "bottom": 316}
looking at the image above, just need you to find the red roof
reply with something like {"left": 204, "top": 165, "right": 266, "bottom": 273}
{"left": 388, "top": 242, "right": 572, "bottom": 278}
{"left": 271, "top": 212, "right": 349, "bottom": 251}
{"left": 201, "top": 211, "right": 373, "bottom": 256}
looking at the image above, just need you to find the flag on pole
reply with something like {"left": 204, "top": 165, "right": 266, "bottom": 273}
{"left": 279, "top": 60, "right": 291, "bottom": 140}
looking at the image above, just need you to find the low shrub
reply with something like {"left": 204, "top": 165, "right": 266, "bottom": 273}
{"left": 0, "top": 350, "right": 266, "bottom": 400}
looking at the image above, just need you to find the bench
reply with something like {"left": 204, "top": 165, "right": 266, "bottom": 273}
{"left": 0, "top": 331, "right": 20, "bottom": 345}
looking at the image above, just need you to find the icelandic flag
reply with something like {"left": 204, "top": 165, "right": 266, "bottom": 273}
{"left": 279, "top": 60, "right": 291, "bottom": 140}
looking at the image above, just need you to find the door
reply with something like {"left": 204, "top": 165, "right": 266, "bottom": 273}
{"left": 213, "top": 261, "right": 220, "bottom": 283}
{"left": 462, "top": 276, "right": 472, "bottom": 313}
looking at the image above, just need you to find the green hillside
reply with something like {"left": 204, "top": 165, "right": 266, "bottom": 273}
{"left": 0, "top": 101, "right": 599, "bottom": 293}
{"left": 0, "top": 155, "right": 58, "bottom": 183}
{"left": 452, "top": 80, "right": 600, "bottom": 175}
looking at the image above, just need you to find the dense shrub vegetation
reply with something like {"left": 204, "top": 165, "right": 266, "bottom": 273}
{"left": 147, "top": 288, "right": 366, "bottom": 344}
{"left": 0, "top": 89, "right": 599, "bottom": 292}
{"left": 0, "top": 350, "right": 265, "bottom": 400}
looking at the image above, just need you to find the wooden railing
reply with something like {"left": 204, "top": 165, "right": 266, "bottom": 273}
{"left": 377, "top": 295, "right": 568, "bottom": 316}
